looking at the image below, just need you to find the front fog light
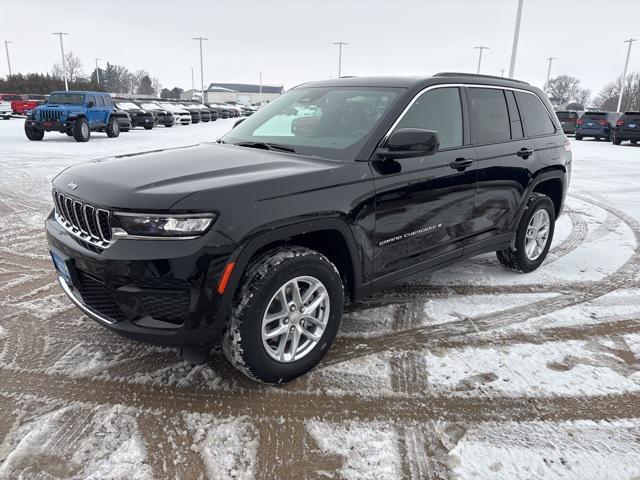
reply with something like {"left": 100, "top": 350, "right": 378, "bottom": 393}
{"left": 115, "top": 213, "right": 216, "bottom": 237}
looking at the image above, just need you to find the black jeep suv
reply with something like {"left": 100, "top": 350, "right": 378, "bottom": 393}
{"left": 46, "top": 73, "right": 570, "bottom": 383}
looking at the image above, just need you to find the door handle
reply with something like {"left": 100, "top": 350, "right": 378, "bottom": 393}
{"left": 449, "top": 158, "right": 474, "bottom": 171}
{"left": 517, "top": 148, "right": 535, "bottom": 159}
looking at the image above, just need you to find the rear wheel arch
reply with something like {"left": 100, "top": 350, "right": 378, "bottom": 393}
{"left": 531, "top": 176, "right": 564, "bottom": 218}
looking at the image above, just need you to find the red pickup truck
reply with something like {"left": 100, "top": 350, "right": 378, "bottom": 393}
{"left": 0, "top": 93, "right": 43, "bottom": 115}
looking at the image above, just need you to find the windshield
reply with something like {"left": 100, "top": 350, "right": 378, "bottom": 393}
{"left": 142, "top": 103, "right": 161, "bottom": 110}
{"left": 160, "top": 103, "right": 180, "bottom": 112}
{"left": 222, "top": 87, "right": 401, "bottom": 160}
{"left": 116, "top": 102, "right": 141, "bottom": 110}
{"left": 2, "top": 94, "right": 22, "bottom": 101}
{"left": 48, "top": 93, "right": 85, "bottom": 105}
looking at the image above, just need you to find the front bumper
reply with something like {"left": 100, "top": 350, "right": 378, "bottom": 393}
{"left": 26, "top": 118, "right": 70, "bottom": 133}
{"left": 130, "top": 116, "right": 155, "bottom": 127}
{"left": 46, "top": 211, "right": 230, "bottom": 347}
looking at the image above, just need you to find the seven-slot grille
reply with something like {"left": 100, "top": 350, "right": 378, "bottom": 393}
{"left": 53, "top": 190, "right": 112, "bottom": 249}
{"left": 37, "top": 109, "right": 63, "bottom": 121}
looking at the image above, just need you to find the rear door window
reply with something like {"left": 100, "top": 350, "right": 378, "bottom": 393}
{"left": 394, "top": 87, "right": 463, "bottom": 149}
{"left": 515, "top": 92, "right": 556, "bottom": 137}
{"left": 87, "top": 95, "right": 96, "bottom": 107}
{"left": 467, "top": 88, "right": 511, "bottom": 144}
{"left": 96, "top": 96, "right": 105, "bottom": 107}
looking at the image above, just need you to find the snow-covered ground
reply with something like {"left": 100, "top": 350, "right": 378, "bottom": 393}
{"left": 1, "top": 117, "right": 639, "bottom": 479}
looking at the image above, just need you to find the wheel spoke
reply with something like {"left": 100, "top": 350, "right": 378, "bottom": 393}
{"left": 264, "top": 323, "right": 289, "bottom": 339}
{"left": 301, "top": 282, "right": 322, "bottom": 304}
{"left": 276, "top": 329, "right": 291, "bottom": 361}
{"left": 300, "top": 325, "right": 321, "bottom": 342}
{"left": 290, "top": 280, "right": 303, "bottom": 307}
{"left": 305, "top": 291, "right": 327, "bottom": 314}
{"left": 264, "top": 310, "right": 289, "bottom": 323}
{"left": 289, "top": 329, "right": 301, "bottom": 361}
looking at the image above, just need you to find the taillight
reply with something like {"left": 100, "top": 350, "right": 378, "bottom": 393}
{"left": 616, "top": 119, "right": 624, "bottom": 126}
{"left": 576, "top": 118, "right": 584, "bottom": 125}
{"left": 599, "top": 119, "right": 608, "bottom": 126}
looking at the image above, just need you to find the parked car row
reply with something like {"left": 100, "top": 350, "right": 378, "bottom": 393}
{"left": 23, "top": 91, "right": 251, "bottom": 142}
{"left": 0, "top": 93, "right": 46, "bottom": 116}
{"left": 555, "top": 109, "right": 639, "bottom": 146}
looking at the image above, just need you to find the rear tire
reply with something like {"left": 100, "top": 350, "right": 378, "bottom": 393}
{"left": 105, "top": 116, "right": 120, "bottom": 138}
{"left": 165, "top": 123, "right": 173, "bottom": 128}
{"left": 73, "top": 118, "right": 90, "bottom": 142}
{"left": 121, "top": 127, "right": 130, "bottom": 133}
{"left": 24, "top": 123, "right": 44, "bottom": 141}
{"left": 575, "top": 134, "right": 583, "bottom": 140}
{"left": 144, "top": 125, "right": 153, "bottom": 130}
{"left": 496, "top": 193, "right": 556, "bottom": 273}
{"left": 613, "top": 136, "right": 622, "bottom": 145}
{"left": 632, "top": 140, "right": 638, "bottom": 145}
{"left": 222, "top": 246, "right": 344, "bottom": 384}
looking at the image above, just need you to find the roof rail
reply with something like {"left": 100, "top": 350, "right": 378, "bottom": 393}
{"left": 434, "top": 72, "right": 530, "bottom": 85}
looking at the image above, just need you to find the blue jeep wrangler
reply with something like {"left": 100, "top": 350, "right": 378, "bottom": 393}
{"left": 25, "top": 91, "right": 120, "bottom": 142}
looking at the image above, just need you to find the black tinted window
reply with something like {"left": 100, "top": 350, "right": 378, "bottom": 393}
{"left": 468, "top": 88, "right": 510, "bottom": 144}
{"left": 395, "top": 87, "right": 463, "bottom": 149}
{"left": 515, "top": 92, "right": 555, "bottom": 136}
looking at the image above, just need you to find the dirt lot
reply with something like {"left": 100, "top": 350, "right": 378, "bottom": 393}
{"left": 1, "top": 119, "right": 639, "bottom": 479}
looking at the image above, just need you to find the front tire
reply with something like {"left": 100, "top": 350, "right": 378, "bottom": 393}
{"left": 496, "top": 193, "right": 556, "bottom": 273}
{"left": 575, "top": 134, "right": 583, "bottom": 140}
{"left": 613, "top": 136, "right": 622, "bottom": 145}
{"left": 73, "top": 118, "right": 90, "bottom": 142}
{"left": 24, "top": 123, "right": 44, "bottom": 141}
{"left": 106, "top": 116, "right": 120, "bottom": 138}
{"left": 222, "top": 246, "right": 344, "bottom": 384}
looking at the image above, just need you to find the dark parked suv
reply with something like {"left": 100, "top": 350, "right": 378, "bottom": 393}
{"left": 612, "top": 111, "right": 640, "bottom": 145}
{"left": 556, "top": 110, "right": 582, "bottom": 135}
{"left": 46, "top": 73, "right": 570, "bottom": 383}
{"left": 575, "top": 111, "right": 620, "bottom": 141}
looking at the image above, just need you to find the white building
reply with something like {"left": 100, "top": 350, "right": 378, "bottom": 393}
{"left": 205, "top": 83, "right": 283, "bottom": 105}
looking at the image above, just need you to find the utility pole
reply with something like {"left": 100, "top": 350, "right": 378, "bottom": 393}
{"left": 508, "top": 0, "right": 524, "bottom": 78}
{"left": 193, "top": 37, "right": 208, "bottom": 104}
{"left": 544, "top": 57, "right": 555, "bottom": 92}
{"left": 474, "top": 46, "right": 489, "bottom": 74}
{"left": 617, "top": 38, "right": 637, "bottom": 113}
{"left": 52, "top": 32, "right": 69, "bottom": 90}
{"left": 259, "top": 71, "right": 263, "bottom": 105}
{"left": 500, "top": 69, "right": 506, "bottom": 77}
{"left": 95, "top": 58, "right": 101, "bottom": 84}
{"left": 191, "top": 68, "right": 195, "bottom": 91}
{"left": 333, "top": 41, "right": 348, "bottom": 78}
{"left": 4, "top": 41, "right": 12, "bottom": 77}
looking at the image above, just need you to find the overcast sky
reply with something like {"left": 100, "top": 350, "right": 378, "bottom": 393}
{"left": 3, "top": 0, "right": 639, "bottom": 101}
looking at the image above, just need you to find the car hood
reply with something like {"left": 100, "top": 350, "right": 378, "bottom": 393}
{"left": 52, "top": 143, "right": 338, "bottom": 210}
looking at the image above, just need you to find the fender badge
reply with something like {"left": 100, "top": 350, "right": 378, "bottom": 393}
{"left": 67, "top": 181, "right": 78, "bottom": 190}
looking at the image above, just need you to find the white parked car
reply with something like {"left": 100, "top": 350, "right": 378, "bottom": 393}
{"left": 159, "top": 102, "right": 192, "bottom": 125}
{"left": 0, "top": 100, "right": 12, "bottom": 120}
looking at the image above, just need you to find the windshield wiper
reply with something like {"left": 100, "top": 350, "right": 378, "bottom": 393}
{"left": 233, "top": 141, "right": 297, "bottom": 154}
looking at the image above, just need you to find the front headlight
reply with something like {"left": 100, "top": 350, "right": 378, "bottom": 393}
{"left": 113, "top": 213, "right": 217, "bottom": 238}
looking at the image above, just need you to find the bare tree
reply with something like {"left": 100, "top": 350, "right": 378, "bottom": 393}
{"left": 595, "top": 72, "right": 640, "bottom": 112}
{"left": 151, "top": 77, "right": 162, "bottom": 96}
{"left": 546, "top": 75, "right": 590, "bottom": 106}
{"left": 51, "top": 52, "right": 85, "bottom": 82}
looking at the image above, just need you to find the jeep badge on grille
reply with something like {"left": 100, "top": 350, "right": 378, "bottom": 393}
{"left": 67, "top": 182, "right": 78, "bottom": 190}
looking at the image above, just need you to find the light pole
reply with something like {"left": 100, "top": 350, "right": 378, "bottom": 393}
{"left": 508, "top": 0, "right": 524, "bottom": 78}
{"left": 191, "top": 68, "right": 195, "bottom": 91}
{"left": 95, "top": 58, "right": 101, "bottom": 84}
{"left": 333, "top": 41, "right": 348, "bottom": 78}
{"left": 52, "top": 32, "right": 69, "bottom": 90}
{"left": 617, "top": 38, "right": 637, "bottom": 113}
{"left": 4, "top": 41, "right": 12, "bottom": 77}
{"left": 193, "top": 37, "right": 208, "bottom": 104}
{"left": 501, "top": 69, "right": 506, "bottom": 77}
{"left": 259, "top": 71, "right": 263, "bottom": 105}
{"left": 474, "top": 46, "right": 489, "bottom": 74}
{"left": 544, "top": 57, "right": 555, "bottom": 92}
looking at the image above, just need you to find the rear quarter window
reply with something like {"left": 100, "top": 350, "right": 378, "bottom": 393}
{"left": 467, "top": 88, "right": 511, "bottom": 144}
{"left": 515, "top": 92, "right": 556, "bottom": 137}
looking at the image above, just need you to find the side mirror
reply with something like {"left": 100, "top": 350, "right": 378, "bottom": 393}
{"left": 376, "top": 128, "right": 439, "bottom": 159}
{"left": 87, "top": 101, "right": 95, "bottom": 108}
{"left": 233, "top": 118, "right": 246, "bottom": 128}
{"left": 291, "top": 116, "right": 320, "bottom": 136}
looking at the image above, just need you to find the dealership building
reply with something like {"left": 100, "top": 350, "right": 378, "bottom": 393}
{"left": 204, "top": 83, "right": 284, "bottom": 105}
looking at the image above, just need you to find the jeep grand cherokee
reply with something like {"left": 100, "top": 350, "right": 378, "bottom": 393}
{"left": 46, "top": 73, "right": 571, "bottom": 383}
